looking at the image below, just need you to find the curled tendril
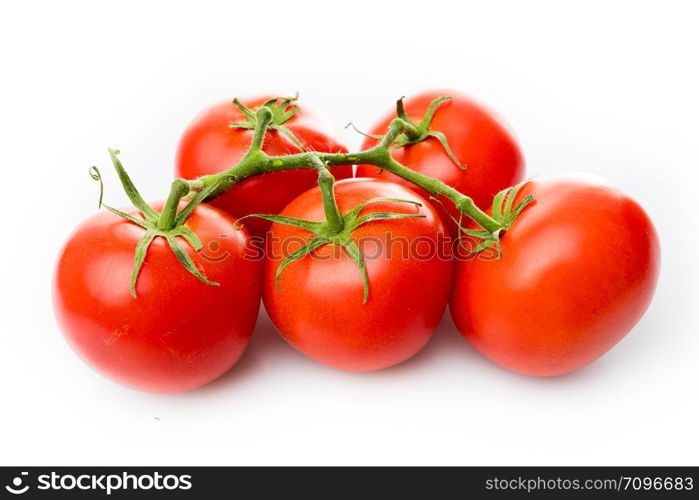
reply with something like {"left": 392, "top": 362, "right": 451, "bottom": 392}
{"left": 89, "top": 166, "right": 104, "bottom": 209}
{"left": 345, "top": 122, "right": 383, "bottom": 140}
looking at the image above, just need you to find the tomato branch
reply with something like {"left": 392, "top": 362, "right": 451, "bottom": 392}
{"left": 92, "top": 94, "right": 531, "bottom": 299}
{"left": 182, "top": 107, "right": 502, "bottom": 234}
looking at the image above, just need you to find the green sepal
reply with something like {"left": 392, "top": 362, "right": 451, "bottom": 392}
{"left": 454, "top": 181, "right": 535, "bottom": 256}
{"left": 166, "top": 235, "right": 219, "bottom": 288}
{"left": 276, "top": 125, "right": 306, "bottom": 151}
{"left": 350, "top": 211, "right": 425, "bottom": 230}
{"left": 275, "top": 237, "right": 327, "bottom": 289}
{"left": 416, "top": 96, "right": 451, "bottom": 129}
{"left": 260, "top": 93, "right": 301, "bottom": 124}
{"left": 231, "top": 98, "right": 256, "bottom": 123}
{"left": 174, "top": 225, "right": 204, "bottom": 251}
{"left": 395, "top": 95, "right": 410, "bottom": 122}
{"left": 342, "top": 238, "right": 370, "bottom": 304}
{"left": 344, "top": 197, "right": 422, "bottom": 220}
{"left": 502, "top": 182, "right": 534, "bottom": 224}
{"left": 355, "top": 95, "right": 465, "bottom": 170}
{"left": 127, "top": 228, "right": 218, "bottom": 299}
{"left": 459, "top": 228, "right": 492, "bottom": 239}
{"left": 130, "top": 231, "right": 156, "bottom": 298}
{"left": 425, "top": 131, "right": 466, "bottom": 170}
{"left": 101, "top": 204, "right": 150, "bottom": 229}
{"left": 91, "top": 150, "right": 220, "bottom": 298}
{"left": 229, "top": 93, "right": 306, "bottom": 152}
{"left": 243, "top": 197, "right": 425, "bottom": 304}
{"left": 491, "top": 189, "right": 507, "bottom": 221}
{"left": 236, "top": 213, "right": 325, "bottom": 233}
{"left": 107, "top": 149, "right": 160, "bottom": 221}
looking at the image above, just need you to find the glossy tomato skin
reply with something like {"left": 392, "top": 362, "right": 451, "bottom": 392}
{"left": 263, "top": 178, "right": 453, "bottom": 372}
{"left": 356, "top": 90, "right": 525, "bottom": 232}
{"left": 176, "top": 96, "right": 351, "bottom": 238}
{"left": 450, "top": 174, "right": 660, "bottom": 376}
{"left": 53, "top": 203, "right": 262, "bottom": 393}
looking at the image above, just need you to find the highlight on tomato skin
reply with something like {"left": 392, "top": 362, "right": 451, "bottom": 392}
{"left": 52, "top": 202, "right": 263, "bottom": 393}
{"left": 175, "top": 95, "right": 352, "bottom": 238}
{"left": 449, "top": 173, "right": 661, "bottom": 377}
{"left": 262, "top": 178, "right": 454, "bottom": 372}
{"left": 356, "top": 89, "right": 525, "bottom": 234}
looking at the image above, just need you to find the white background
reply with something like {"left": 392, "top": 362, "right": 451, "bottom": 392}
{"left": 1, "top": 0, "right": 697, "bottom": 466}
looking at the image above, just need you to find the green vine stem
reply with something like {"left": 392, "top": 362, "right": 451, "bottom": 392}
{"left": 186, "top": 107, "right": 502, "bottom": 234}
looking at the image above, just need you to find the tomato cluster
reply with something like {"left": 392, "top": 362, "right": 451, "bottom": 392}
{"left": 53, "top": 90, "right": 660, "bottom": 393}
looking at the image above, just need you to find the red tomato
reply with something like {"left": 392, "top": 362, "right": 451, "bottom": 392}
{"left": 263, "top": 178, "right": 453, "bottom": 372}
{"left": 176, "top": 96, "right": 351, "bottom": 238}
{"left": 356, "top": 90, "right": 525, "bottom": 232}
{"left": 450, "top": 174, "right": 660, "bottom": 376}
{"left": 53, "top": 203, "right": 262, "bottom": 393}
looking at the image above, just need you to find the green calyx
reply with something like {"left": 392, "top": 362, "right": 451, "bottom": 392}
{"left": 453, "top": 181, "right": 534, "bottom": 255}
{"left": 238, "top": 197, "right": 425, "bottom": 304}
{"left": 350, "top": 96, "right": 465, "bottom": 170}
{"left": 229, "top": 93, "right": 307, "bottom": 151}
{"left": 91, "top": 149, "right": 222, "bottom": 298}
